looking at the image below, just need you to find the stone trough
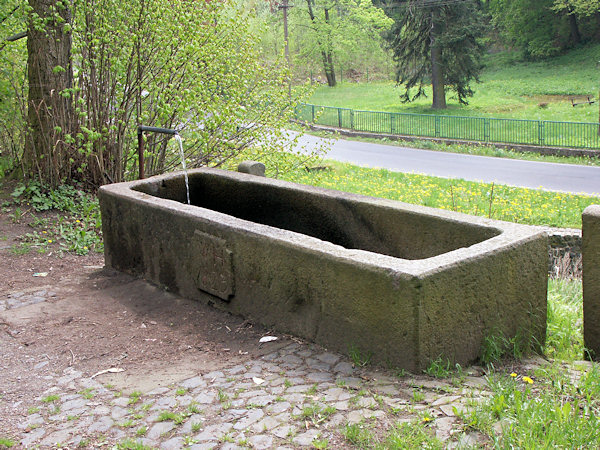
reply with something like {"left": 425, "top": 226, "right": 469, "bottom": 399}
{"left": 99, "top": 168, "right": 548, "bottom": 371}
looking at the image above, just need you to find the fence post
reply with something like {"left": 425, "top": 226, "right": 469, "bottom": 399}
{"left": 390, "top": 113, "right": 394, "bottom": 134}
{"left": 484, "top": 118, "right": 490, "bottom": 142}
{"left": 350, "top": 109, "right": 355, "bottom": 130}
{"left": 538, "top": 121, "right": 545, "bottom": 146}
{"left": 435, "top": 115, "right": 440, "bottom": 138}
{"left": 338, "top": 108, "right": 342, "bottom": 128}
{"left": 311, "top": 104, "right": 315, "bottom": 123}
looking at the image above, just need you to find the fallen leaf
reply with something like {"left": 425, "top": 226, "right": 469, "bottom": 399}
{"left": 252, "top": 377, "right": 265, "bottom": 385}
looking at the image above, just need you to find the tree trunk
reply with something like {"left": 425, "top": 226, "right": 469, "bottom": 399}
{"left": 24, "top": 0, "right": 75, "bottom": 187}
{"left": 323, "top": 51, "right": 336, "bottom": 87}
{"left": 430, "top": 9, "right": 446, "bottom": 109}
{"left": 323, "top": 7, "right": 336, "bottom": 87}
{"left": 568, "top": 11, "right": 582, "bottom": 45}
{"left": 306, "top": 0, "right": 336, "bottom": 87}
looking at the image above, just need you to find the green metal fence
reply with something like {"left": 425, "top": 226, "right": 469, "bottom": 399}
{"left": 295, "top": 103, "right": 600, "bottom": 150}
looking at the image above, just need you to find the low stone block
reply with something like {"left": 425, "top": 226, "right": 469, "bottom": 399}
{"left": 583, "top": 205, "right": 600, "bottom": 359}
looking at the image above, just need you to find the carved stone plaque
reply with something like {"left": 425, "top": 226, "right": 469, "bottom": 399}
{"left": 192, "top": 230, "right": 234, "bottom": 301}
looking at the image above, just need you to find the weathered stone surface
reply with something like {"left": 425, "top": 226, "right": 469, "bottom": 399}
{"left": 20, "top": 427, "right": 46, "bottom": 447}
{"left": 293, "top": 429, "right": 322, "bottom": 446}
{"left": 88, "top": 416, "right": 113, "bottom": 433}
{"left": 583, "top": 205, "right": 600, "bottom": 359}
{"left": 100, "top": 168, "right": 547, "bottom": 371}
{"left": 233, "top": 409, "right": 264, "bottom": 430}
{"left": 181, "top": 376, "right": 205, "bottom": 389}
{"left": 148, "top": 421, "right": 175, "bottom": 440}
{"left": 247, "top": 434, "right": 273, "bottom": 449}
{"left": 237, "top": 161, "right": 266, "bottom": 177}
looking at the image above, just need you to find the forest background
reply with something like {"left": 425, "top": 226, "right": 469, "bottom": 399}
{"left": 1, "top": 0, "right": 600, "bottom": 188}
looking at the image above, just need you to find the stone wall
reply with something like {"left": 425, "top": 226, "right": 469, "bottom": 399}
{"left": 540, "top": 227, "right": 582, "bottom": 278}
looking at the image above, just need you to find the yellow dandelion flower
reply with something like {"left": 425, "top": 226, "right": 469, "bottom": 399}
{"left": 423, "top": 417, "right": 432, "bottom": 423}
{"left": 522, "top": 376, "right": 534, "bottom": 384}
{"left": 47, "top": 240, "right": 53, "bottom": 243}
{"left": 510, "top": 373, "right": 517, "bottom": 378}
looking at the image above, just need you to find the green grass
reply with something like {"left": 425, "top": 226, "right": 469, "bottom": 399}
{"left": 0, "top": 438, "right": 15, "bottom": 448}
{"left": 280, "top": 160, "right": 598, "bottom": 229}
{"left": 546, "top": 279, "right": 584, "bottom": 361}
{"left": 378, "top": 422, "right": 443, "bottom": 449}
{"left": 465, "top": 363, "right": 600, "bottom": 448}
{"left": 309, "top": 45, "right": 600, "bottom": 123}
{"left": 41, "top": 394, "right": 60, "bottom": 403}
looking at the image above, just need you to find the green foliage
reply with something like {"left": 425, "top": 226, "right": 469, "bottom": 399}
{"left": 490, "top": 0, "right": 566, "bottom": 59}
{"left": 251, "top": 0, "right": 393, "bottom": 83}
{"left": 8, "top": 181, "right": 102, "bottom": 255}
{"left": 489, "top": 0, "right": 600, "bottom": 59}
{"left": 0, "top": 0, "right": 27, "bottom": 178}
{"left": 554, "top": 0, "right": 600, "bottom": 16}
{"left": 1, "top": 0, "right": 319, "bottom": 188}
{"left": 67, "top": 0, "right": 316, "bottom": 187}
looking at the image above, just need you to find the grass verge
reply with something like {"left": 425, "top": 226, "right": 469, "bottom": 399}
{"left": 279, "top": 159, "right": 598, "bottom": 228}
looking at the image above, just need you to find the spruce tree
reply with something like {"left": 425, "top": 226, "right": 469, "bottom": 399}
{"left": 377, "top": 0, "right": 488, "bottom": 109}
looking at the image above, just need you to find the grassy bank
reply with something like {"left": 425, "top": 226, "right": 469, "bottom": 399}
{"left": 309, "top": 45, "right": 600, "bottom": 124}
{"left": 279, "top": 160, "right": 599, "bottom": 228}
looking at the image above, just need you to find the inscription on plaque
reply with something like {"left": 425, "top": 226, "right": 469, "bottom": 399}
{"left": 192, "top": 230, "right": 234, "bottom": 301}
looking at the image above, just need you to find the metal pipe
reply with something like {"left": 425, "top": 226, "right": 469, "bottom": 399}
{"left": 137, "top": 125, "right": 179, "bottom": 179}
{"left": 138, "top": 125, "right": 179, "bottom": 136}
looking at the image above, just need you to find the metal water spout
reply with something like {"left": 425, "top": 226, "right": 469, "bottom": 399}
{"left": 137, "top": 125, "right": 179, "bottom": 180}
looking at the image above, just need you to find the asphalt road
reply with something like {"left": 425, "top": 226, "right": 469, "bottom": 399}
{"left": 295, "top": 133, "right": 600, "bottom": 196}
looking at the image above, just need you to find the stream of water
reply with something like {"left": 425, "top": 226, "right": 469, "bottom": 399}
{"left": 174, "top": 134, "right": 190, "bottom": 205}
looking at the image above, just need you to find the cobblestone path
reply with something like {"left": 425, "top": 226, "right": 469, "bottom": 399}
{"left": 11, "top": 340, "right": 491, "bottom": 449}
